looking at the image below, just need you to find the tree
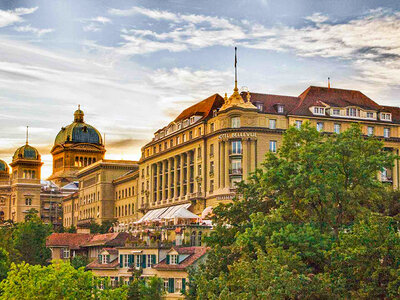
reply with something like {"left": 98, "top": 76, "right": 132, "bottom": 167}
{"left": 12, "top": 212, "right": 52, "bottom": 265}
{"left": 127, "top": 276, "right": 164, "bottom": 300}
{"left": 0, "top": 248, "right": 10, "bottom": 282}
{"left": 70, "top": 255, "right": 89, "bottom": 269}
{"left": 89, "top": 220, "right": 115, "bottom": 234}
{"left": 0, "top": 261, "right": 127, "bottom": 299}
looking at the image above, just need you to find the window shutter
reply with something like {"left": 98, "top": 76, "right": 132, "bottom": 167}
{"left": 166, "top": 255, "right": 170, "bottom": 265}
{"left": 119, "top": 254, "right": 123, "bottom": 268}
{"left": 142, "top": 254, "right": 146, "bottom": 268}
{"left": 98, "top": 254, "right": 102, "bottom": 264}
{"left": 136, "top": 255, "right": 140, "bottom": 268}
{"left": 128, "top": 254, "right": 133, "bottom": 267}
{"left": 151, "top": 254, "right": 156, "bottom": 265}
{"left": 168, "top": 278, "right": 174, "bottom": 293}
{"left": 106, "top": 255, "right": 110, "bottom": 263}
{"left": 60, "top": 248, "right": 64, "bottom": 259}
{"left": 182, "top": 278, "right": 186, "bottom": 292}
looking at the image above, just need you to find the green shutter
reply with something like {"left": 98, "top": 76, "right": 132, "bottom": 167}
{"left": 142, "top": 254, "right": 146, "bottom": 268}
{"left": 182, "top": 278, "right": 186, "bottom": 292}
{"left": 151, "top": 254, "right": 156, "bottom": 265}
{"left": 128, "top": 254, "right": 133, "bottom": 267}
{"left": 166, "top": 255, "right": 170, "bottom": 264}
{"left": 106, "top": 255, "right": 110, "bottom": 264}
{"left": 98, "top": 254, "right": 102, "bottom": 264}
{"left": 119, "top": 254, "right": 123, "bottom": 268}
{"left": 168, "top": 278, "right": 174, "bottom": 293}
{"left": 136, "top": 255, "right": 140, "bottom": 268}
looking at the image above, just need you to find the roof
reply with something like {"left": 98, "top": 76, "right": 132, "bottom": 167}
{"left": 46, "top": 233, "right": 93, "bottom": 250}
{"left": 135, "top": 203, "right": 199, "bottom": 224}
{"left": 54, "top": 109, "right": 103, "bottom": 146}
{"left": 0, "top": 159, "right": 8, "bottom": 172}
{"left": 153, "top": 247, "right": 208, "bottom": 270}
{"left": 82, "top": 232, "right": 129, "bottom": 247}
{"left": 61, "top": 181, "right": 79, "bottom": 191}
{"left": 381, "top": 106, "right": 400, "bottom": 123}
{"left": 174, "top": 93, "right": 224, "bottom": 123}
{"left": 86, "top": 257, "right": 119, "bottom": 270}
{"left": 12, "top": 144, "right": 40, "bottom": 161}
{"left": 102, "top": 247, "right": 118, "bottom": 255}
{"left": 292, "top": 86, "right": 381, "bottom": 116}
{"left": 247, "top": 92, "right": 300, "bottom": 114}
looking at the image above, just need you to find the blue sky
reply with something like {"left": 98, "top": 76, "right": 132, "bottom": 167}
{"left": 0, "top": 0, "right": 400, "bottom": 178}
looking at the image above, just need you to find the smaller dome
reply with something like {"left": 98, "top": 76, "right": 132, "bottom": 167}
{"left": 13, "top": 144, "right": 40, "bottom": 161}
{"left": 0, "top": 159, "right": 8, "bottom": 172}
{"left": 74, "top": 107, "right": 84, "bottom": 123}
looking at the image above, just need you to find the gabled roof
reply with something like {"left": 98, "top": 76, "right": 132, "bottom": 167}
{"left": 46, "top": 233, "right": 93, "bottom": 250}
{"left": 86, "top": 257, "right": 119, "bottom": 270}
{"left": 246, "top": 92, "right": 300, "bottom": 114}
{"left": 174, "top": 94, "right": 224, "bottom": 123}
{"left": 153, "top": 246, "right": 207, "bottom": 271}
{"left": 101, "top": 247, "right": 118, "bottom": 255}
{"left": 82, "top": 232, "right": 129, "bottom": 247}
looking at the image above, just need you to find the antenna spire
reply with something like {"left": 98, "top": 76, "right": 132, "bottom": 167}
{"left": 328, "top": 77, "right": 331, "bottom": 89}
{"left": 78, "top": 104, "right": 80, "bottom": 110}
{"left": 26, "top": 126, "right": 29, "bottom": 145}
{"left": 234, "top": 47, "right": 238, "bottom": 91}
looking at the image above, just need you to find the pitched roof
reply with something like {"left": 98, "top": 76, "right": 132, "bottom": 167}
{"left": 46, "top": 233, "right": 93, "bottom": 250}
{"left": 246, "top": 92, "right": 300, "bottom": 114}
{"left": 82, "top": 232, "right": 129, "bottom": 247}
{"left": 174, "top": 94, "right": 224, "bottom": 123}
{"left": 153, "top": 246, "right": 207, "bottom": 271}
{"left": 86, "top": 257, "right": 119, "bottom": 270}
{"left": 381, "top": 105, "right": 400, "bottom": 123}
{"left": 291, "top": 86, "right": 381, "bottom": 116}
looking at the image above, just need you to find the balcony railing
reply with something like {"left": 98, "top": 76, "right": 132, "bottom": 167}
{"left": 229, "top": 168, "right": 243, "bottom": 175}
{"left": 229, "top": 149, "right": 243, "bottom": 155}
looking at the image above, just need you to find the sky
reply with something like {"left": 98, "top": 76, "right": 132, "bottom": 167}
{"left": 1, "top": 0, "right": 400, "bottom": 179}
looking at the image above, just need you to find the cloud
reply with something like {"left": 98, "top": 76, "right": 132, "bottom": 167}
{"left": 109, "top": 6, "right": 176, "bottom": 20}
{"left": 14, "top": 24, "right": 54, "bottom": 36}
{"left": 82, "top": 16, "right": 112, "bottom": 32}
{"left": 305, "top": 12, "right": 329, "bottom": 23}
{"left": 0, "top": 6, "right": 38, "bottom": 28}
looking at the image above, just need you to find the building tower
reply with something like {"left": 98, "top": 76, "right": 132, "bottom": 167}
{"left": 9, "top": 143, "right": 43, "bottom": 222}
{"left": 48, "top": 106, "right": 106, "bottom": 186}
{"left": 0, "top": 160, "right": 10, "bottom": 222}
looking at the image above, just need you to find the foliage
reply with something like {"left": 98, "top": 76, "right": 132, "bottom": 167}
{"left": 0, "top": 248, "right": 10, "bottom": 282}
{"left": 189, "top": 123, "right": 400, "bottom": 299}
{"left": 0, "top": 260, "right": 127, "bottom": 300}
{"left": 12, "top": 211, "right": 52, "bottom": 265}
{"left": 127, "top": 276, "right": 164, "bottom": 300}
{"left": 89, "top": 220, "right": 115, "bottom": 234}
{"left": 70, "top": 255, "right": 89, "bottom": 269}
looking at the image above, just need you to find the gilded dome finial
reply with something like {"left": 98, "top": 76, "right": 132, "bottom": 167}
{"left": 246, "top": 91, "right": 251, "bottom": 103}
{"left": 74, "top": 105, "right": 84, "bottom": 123}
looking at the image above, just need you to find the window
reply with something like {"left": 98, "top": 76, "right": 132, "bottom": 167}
{"left": 334, "top": 123, "right": 341, "bottom": 134}
{"left": 183, "top": 134, "right": 187, "bottom": 142}
{"left": 313, "top": 107, "right": 325, "bottom": 115}
{"left": 210, "top": 180, "right": 214, "bottom": 193}
{"left": 231, "top": 159, "right": 242, "bottom": 173}
{"left": 269, "top": 119, "right": 276, "bottom": 129}
{"left": 231, "top": 140, "right": 242, "bottom": 154}
{"left": 381, "top": 113, "right": 392, "bottom": 121}
{"left": 25, "top": 198, "right": 32, "bottom": 206}
{"left": 176, "top": 136, "right": 181, "bottom": 144}
{"left": 189, "top": 131, "right": 193, "bottom": 139}
{"left": 198, "top": 128, "right": 202, "bottom": 136}
{"left": 269, "top": 140, "right": 277, "bottom": 153}
{"left": 295, "top": 120, "right": 302, "bottom": 129}
{"left": 367, "top": 112, "right": 374, "bottom": 119}
{"left": 346, "top": 108, "right": 360, "bottom": 117}
{"left": 332, "top": 109, "right": 340, "bottom": 116}
{"left": 367, "top": 126, "right": 374, "bottom": 136}
{"left": 210, "top": 144, "right": 214, "bottom": 156}
{"left": 231, "top": 116, "right": 240, "bottom": 128}
{"left": 256, "top": 103, "right": 263, "bottom": 111}
{"left": 210, "top": 161, "right": 214, "bottom": 174}
{"left": 277, "top": 105, "right": 284, "bottom": 113}
{"left": 384, "top": 128, "right": 390, "bottom": 138}
{"left": 101, "top": 254, "right": 110, "bottom": 264}
{"left": 170, "top": 254, "right": 178, "bottom": 265}
{"left": 316, "top": 122, "right": 324, "bottom": 132}
{"left": 210, "top": 123, "right": 214, "bottom": 132}
{"left": 63, "top": 248, "right": 70, "bottom": 259}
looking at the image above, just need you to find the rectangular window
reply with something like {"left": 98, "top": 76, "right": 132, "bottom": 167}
{"left": 210, "top": 144, "right": 214, "bottom": 156}
{"left": 332, "top": 109, "right": 340, "bottom": 115}
{"left": 346, "top": 108, "right": 360, "bottom": 117}
{"left": 63, "top": 248, "right": 70, "bottom": 259}
{"left": 277, "top": 105, "right": 284, "bottom": 113}
{"left": 313, "top": 107, "right": 325, "bottom": 115}
{"left": 269, "top": 119, "right": 276, "bottom": 129}
{"left": 384, "top": 127, "right": 390, "bottom": 138}
{"left": 210, "top": 123, "right": 214, "bottom": 132}
{"left": 231, "top": 117, "right": 240, "bottom": 128}
{"left": 210, "top": 180, "right": 214, "bottom": 193}
{"left": 231, "top": 140, "right": 242, "bottom": 154}
{"left": 295, "top": 120, "right": 302, "bottom": 129}
{"left": 367, "top": 126, "right": 374, "bottom": 136}
{"left": 231, "top": 159, "right": 242, "bottom": 174}
{"left": 269, "top": 140, "right": 277, "bottom": 153}
{"left": 183, "top": 134, "right": 187, "bottom": 142}
{"left": 176, "top": 136, "right": 180, "bottom": 144}
{"left": 170, "top": 255, "right": 178, "bottom": 265}
{"left": 334, "top": 123, "right": 341, "bottom": 134}
{"left": 210, "top": 161, "right": 214, "bottom": 174}
{"left": 316, "top": 122, "right": 324, "bottom": 132}
{"left": 366, "top": 112, "right": 374, "bottom": 119}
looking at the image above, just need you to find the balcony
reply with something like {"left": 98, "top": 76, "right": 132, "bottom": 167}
{"left": 229, "top": 168, "right": 243, "bottom": 175}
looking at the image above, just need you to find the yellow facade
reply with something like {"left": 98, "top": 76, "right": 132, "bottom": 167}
{"left": 113, "top": 171, "right": 139, "bottom": 225}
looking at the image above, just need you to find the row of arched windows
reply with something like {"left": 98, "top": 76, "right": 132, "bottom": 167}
{"left": 115, "top": 203, "right": 134, "bottom": 218}
{"left": 74, "top": 156, "right": 96, "bottom": 167}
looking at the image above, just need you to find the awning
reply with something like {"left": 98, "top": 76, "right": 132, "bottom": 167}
{"left": 136, "top": 203, "right": 199, "bottom": 223}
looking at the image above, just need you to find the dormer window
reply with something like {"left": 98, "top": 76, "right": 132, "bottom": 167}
{"left": 346, "top": 108, "right": 360, "bottom": 117}
{"left": 99, "top": 254, "right": 110, "bottom": 264}
{"left": 313, "top": 107, "right": 325, "bottom": 115}
{"left": 380, "top": 113, "right": 392, "bottom": 121}
{"left": 277, "top": 105, "right": 284, "bottom": 113}
{"left": 212, "top": 110, "right": 218, "bottom": 117}
{"left": 190, "top": 116, "right": 195, "bottom": 124}
{"left": 169, "top": 254, "right": 178, "bottom": 265}
{"left": 331, "top": 109, "right": 340, "bottom": 116}
{"left": 256, "top": 103, "right": 264, "bottom": 111}
{"left": 231, "top": 116, "right": 240, "bottom": 128}
{"left": 177, "top": 123, "right": 182, "bottom": 130}
{"left": 366, "top": 112, "right": 374, "bottom": 119}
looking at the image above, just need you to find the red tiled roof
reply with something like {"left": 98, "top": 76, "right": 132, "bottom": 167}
{"left": 82, "top": 232, "right": 129, "bottom": 247}
{"left": 101, "top": 248, "right": 118, "bottom": 255}
{"left": 246, "top": 92, "right": 300, "bottom": 114}
{"left": 381, "top": 105, "right": 400, "bottom": 123}
{"left": 46, "top": 233, "right": 93, "bottom": 250}
{"left": 86, "top": 257, "right": 119, "bottom": 270}
{"left": 153, "top": 246, "right": 208, "bottom": 271}
{"left": 291, "top": 86, "right": 381, "bottom": 116}
{"left": 174, "top": 94, "right": 224, "bottom": 122}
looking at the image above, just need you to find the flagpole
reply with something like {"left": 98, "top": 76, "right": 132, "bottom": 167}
{"left": 234, "top": 47, "right": 238, "bottom": 90}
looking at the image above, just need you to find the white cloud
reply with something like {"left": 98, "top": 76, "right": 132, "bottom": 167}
{"left": 305, "top": 12, "right": 329, "bottom": 23}
{"left": 14, "top": 24, "right": 54, "bottom": 36}
{"left": 82, "top": 16, "right": 112, "bottom": 32}
{"left": 109, "top": 6, "right": 176, "bottom": 20}
{"left": 0, "top": 6, "right": 38, "bottom": 28}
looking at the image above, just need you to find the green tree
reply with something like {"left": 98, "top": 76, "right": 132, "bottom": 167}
{"left": 127, "top": 276, "right": 164, "bottom": 300}
{"left": 0, "top": 248, "right": 10, "bottom": 282}
{"left": 13, "top": 212, "right": 52, "bottom": 265}
{"left": 0, "top": 261, "right": 126, "bottom": 299}
{"left": 70, "top": 255, "right": 89, "bottom": 269}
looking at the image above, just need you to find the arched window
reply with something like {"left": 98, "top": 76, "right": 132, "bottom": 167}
{"left": 191, "top": 231, "right": 197, "bottom": 246}
{"left": 128, "top": 204, "right": 131, "bottom": 215}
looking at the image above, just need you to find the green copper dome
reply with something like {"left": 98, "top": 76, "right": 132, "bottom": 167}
{"left": 0, "top": 159, "right": 8, "bottom": 172}
{"left": 54, "top": 107, "right": 103, "bottom": 146}
{"left": 13, "top": 144, "right": 40, "bottom": 161}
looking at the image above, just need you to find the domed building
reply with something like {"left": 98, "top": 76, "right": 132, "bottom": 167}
{"left": 0, "top": 159, "right": 10, "bottom": 222}
{"left": 9, "top": 143, "right": 43, "bottom": 222}
{"left": 48, "top": 107, "right": 106, "bottom": 186}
